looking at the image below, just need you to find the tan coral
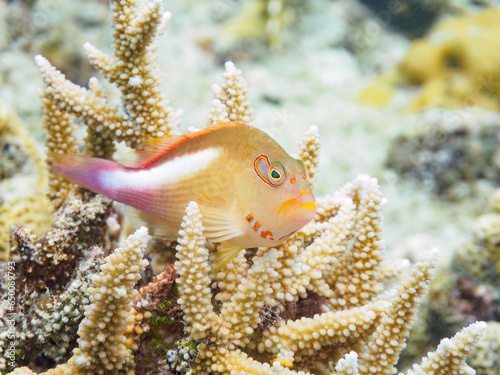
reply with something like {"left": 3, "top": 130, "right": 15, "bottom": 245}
{"left": 207, "top": 61, "right": 255, "bottom": 126}
{"left": 84, "top": 1, "right": 182, "bottom": 140}
{"left": 35, "top": 0, "right": 183, "bottom": 210}
{"left": 324, "top": 176, "right": 385, "bottom": 310}
{"left": 172, "top": 174, "right": 486, "bottom": 375}
{"left": 175, "top": 201, "right": 220, "bottom": 340}
{"left": 335, "top": 352, "right": 359, "bottom": 375}
{"left": 7, "top": 0, "right": 488, "bottom": 373}
{"left": 9, "top": 227, "right": 149, "bottom": 375}
{"left": 39, "top": 87, "right": 79, "bottom": 210}
{"left": 261, "top": 302, "right": 386, "bottom": 356}
{"left": 467, "top": 321, "right": 500, "bottom": 375}
{"left": 403, "top": 321, "right": 487, "bottom": 375}
{"left": 296, "top": 125, "right": 320, "bottom": 188}
{"left": 358, "top": 249, "right": 438, "bottom": 374}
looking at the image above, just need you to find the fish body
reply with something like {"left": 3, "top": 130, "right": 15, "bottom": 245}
{"left": 52, "top": 122, "right": 316, "bottom": 269}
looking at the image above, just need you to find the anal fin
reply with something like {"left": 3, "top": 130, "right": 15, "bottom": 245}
{"left": 211, "top": 243, "right": 243, "bottom": 274}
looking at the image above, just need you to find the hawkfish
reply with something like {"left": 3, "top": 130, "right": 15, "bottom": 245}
{"left": 52, "top": 122, "right": 316, "bottom": 272}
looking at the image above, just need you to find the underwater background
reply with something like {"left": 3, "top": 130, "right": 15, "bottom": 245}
{"left": 1, "top": 0, "right": 500, "bottom": 374}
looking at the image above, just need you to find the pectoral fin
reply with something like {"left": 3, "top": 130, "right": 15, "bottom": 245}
{"left": 194, "top": 191, "right": 246, "bottom": 243}
{"left": 211, "top": 243, "right": 244, "bottom": 274}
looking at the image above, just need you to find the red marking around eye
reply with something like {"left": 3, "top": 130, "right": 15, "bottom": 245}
{"left": 302, "top": 175, "right": 307, "bottom": 180}
{"left": 260, "top": 231, "right": 274, "bottom": 240}
{"left": 290, "top": 177, "right": 296, "bottom": 184}
{"left": 254, "top": 154, "right": 278, "bottom": 188}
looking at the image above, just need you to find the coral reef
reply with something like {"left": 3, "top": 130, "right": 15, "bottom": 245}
{"left": 404, "top": 321, "right": 488, "bottom": 375}
{"left": 386, "top": 108, "right": 500, "bottom": 199}
{"left": 0, "top": 0, "right": 490, "bottom": 374}
{"left": 467, "top": 321, "right": 500, "bottom": 375}
{"left": 129, "top": 180, "right": 485, "bottom": 375}
{"left": 36, "top": 0, "right": 182, "bottom": 210}
{"left": 399, "top": 8, "right": 500, "bottom": 111}
{"left": 362, "top": 8, "right": 500, "bottom": 111}
{"left": 0, "top": 195, "right": 117, "bottom": 370}
{"left": 0, "top": 101, "right": 51, "bottom": 260}
{"left": 206, "top": 61, "right": 255, "bottom": 127}
{"left": 8, "top": 227, "right": 150, "bottom": 375}
{"left": 454, "top": 187, "right": 500, "bottom": 282}
{"left": 398, "top": 186, "right": 500, "bottom": 374}
{"left": 220, "top": 0, "right": 302, "bottom": 49}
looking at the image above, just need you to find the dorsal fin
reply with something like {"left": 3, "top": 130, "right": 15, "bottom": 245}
{"left": 120, "top": 121, "right": 245, "bottom": 168}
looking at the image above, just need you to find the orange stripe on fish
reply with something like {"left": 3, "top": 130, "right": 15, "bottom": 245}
{"left": 260, "top": 230, "right": 274, "bottom": 240}
{"left": 277, "top": 190, "right": 313, "bottom": 215}
{"left": 297, "top": 201, "right": 316, "bottom": 211}
{"left": 126, "top": 121, "right": 245, "bottom": 168}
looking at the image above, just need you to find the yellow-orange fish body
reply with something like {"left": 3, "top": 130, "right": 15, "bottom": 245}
{"left": 53, "top": 122, "right": 316, "bottom": 269}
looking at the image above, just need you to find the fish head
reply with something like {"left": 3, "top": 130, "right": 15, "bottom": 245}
{"left": 251, "top": 153, "right": 316, "bottom": 239}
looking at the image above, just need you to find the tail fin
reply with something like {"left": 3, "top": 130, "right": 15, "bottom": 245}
{"left": 51, "top": 153, "right": 123, "bottom": 197}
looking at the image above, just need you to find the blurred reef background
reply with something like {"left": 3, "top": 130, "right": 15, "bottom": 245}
{"left": 1, "top": 0, "right": 500, "bottom": 374}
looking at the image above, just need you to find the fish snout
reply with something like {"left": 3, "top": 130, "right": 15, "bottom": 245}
{"left": 278, "top": 190, "right": 316, "bottom": 230}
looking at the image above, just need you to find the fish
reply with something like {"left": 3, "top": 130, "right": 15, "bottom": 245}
{"left": 51, "top": 122, "right": 316, "bottom": 272}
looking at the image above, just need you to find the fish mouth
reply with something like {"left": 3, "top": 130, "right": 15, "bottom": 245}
{"left": 277, "top": 190, "right": 316, "bottom": 230}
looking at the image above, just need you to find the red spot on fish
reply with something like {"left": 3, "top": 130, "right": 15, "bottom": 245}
{"left": 253, "top": 222, "right": 260, "bottom": 231}
{"left": 245, "top": 213, "right": 254, "bottom": 223}
{"left": 290, "top": 177, "right": 296, "bottom": 184}
{"left": 302, "top": 175, "right": 307, "bottom": 180}
{"left": 260, "top": 231, "right": 273, "bottom": 240}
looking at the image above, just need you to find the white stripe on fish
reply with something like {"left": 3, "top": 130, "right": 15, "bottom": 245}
{"left": 100, "top": 148, "right": 220, "bottom": 191}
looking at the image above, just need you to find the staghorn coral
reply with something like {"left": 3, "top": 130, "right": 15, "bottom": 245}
{"left": 163, "top": 177, "right": 485, "bottom": 375}
{"left": 2, "top": 0, "right": 490, "bottom": 373}
{"left": 295, "top": 125, "right": 320, "bottom": 188}
{"left": 35, "top": 0, "right": 183, "bottom": 210}
{"left": 467, "top": 321, "right": 500, "bottom": 375}
{"left": 0, "top": 195, "right": 116, "bottom": 370}
{"left": 8, "top": 227, "right": 149, "bottom": 375}
{"left": 206, "top": 61, "right": 255, "bottom": 127}
{"left": 397, "top": 185, "right": 500, "bottom": 373}
{"left": 404, "top": 321, "right": 488, "bottom": 375}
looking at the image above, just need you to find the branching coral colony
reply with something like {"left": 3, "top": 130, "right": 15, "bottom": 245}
{"left": 0, "top": 0, "right": 487, "bottom": 374}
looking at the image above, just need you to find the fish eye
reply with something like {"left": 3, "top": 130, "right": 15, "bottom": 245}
{"left": 254, "top": 155, "right": 285, "bottom": 187}
{"left": 269, "top": 167, "right": 283, "bottom": 183}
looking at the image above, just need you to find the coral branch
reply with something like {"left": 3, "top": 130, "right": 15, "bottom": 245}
{"left": 358, "top": 248, "right": 439, "bottom": 374}
{"left": 175, "top": 201, "right": 220, "bottom": 340}
{"left": 297, "top": 125, "right": 321, "bottom": 188}
{"left": 9, "top": 227, "right": 149, "bottom": 374}
{"left": 207, "top": 61, "right": 255, "bottom": 126}
{"left": 335, "top": 352, "right": 359, "bottom": 375}
{"left": 403, "top": 321, "right": 487, "bottom": 375}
